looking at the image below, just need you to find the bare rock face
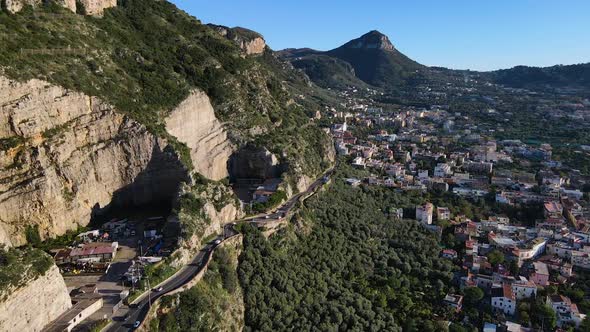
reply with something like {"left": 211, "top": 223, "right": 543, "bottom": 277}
{"left": 77, "top": 0, "right": 117, "bottom": 16}
{"left": 165, "top": 89, "right": 234, "bottom": 181}
{"left": 208, "top": 25, "right": 267, "bottom": 55}
{"left": 239, "top": 37, "right": 266, "bottom": 55}
{"left": 3, "top": 0, "right": 42, "bottom": 13}
{"left": 0, "top": 76, "right": 189, "bottom": 246}
{"left": 2, "top": 0, "right": 115, "bottom": 16}
{"left": 0, "top": 264, "right": 72, "bottom": 332}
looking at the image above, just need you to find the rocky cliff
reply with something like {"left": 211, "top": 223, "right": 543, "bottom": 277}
{"left": 165, "top": 90, "right": 234, "bottom": 181}
{"left": 209, "top": 25, "right": 267, "bottom": 55}
{"left": 0, "top": 264, "right": 71, "bottom": 332}
{"left": 2, "top": 0, "right": 116, "bottom": 16}
{"left": 0, "top": 76, "right": 189, "bottom": 246}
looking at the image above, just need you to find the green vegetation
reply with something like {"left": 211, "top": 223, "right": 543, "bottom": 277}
{"left": 486, "top": 249, "right": 505, "bottom": 266}
{"left": 0, "top": 136, "right": 24, "bottom": 151}
{"left": 0, "top": 246, "right": 54, "bottom": 301}
{"left": 155, "top": 247, "right": 243, "bottom": 332}
{"left": 238, "top": 167, "right": 456, "bottom": 331}
{"left": 175, "top": 180, "right": 239, "bottom": 239}
{"left": 128, "top": 259, "right": 179, "bottom": 303}
{"left": 88, "top": 319, "right": 109, "bottom": 332}
{"left": 0, "top": 1, "right": 333, "bottom": 176}
{"left": 559, "top": 270, "right": 590, "bottom": 315}
{"left": 251, "top": 190, "right": 287, "bottom": 213}
{"left": 463, "top": 287, "right": 484, "bottom": 306}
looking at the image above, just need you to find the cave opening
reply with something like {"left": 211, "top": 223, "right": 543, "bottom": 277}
{"left": 228, "top": 144, "right": 287, "bottom": 204}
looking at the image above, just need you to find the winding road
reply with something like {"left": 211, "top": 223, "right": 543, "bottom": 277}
{"left": 105, "top": 167, "right": 334, "bottom": 331}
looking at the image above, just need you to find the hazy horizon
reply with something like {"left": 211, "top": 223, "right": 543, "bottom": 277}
{"left": 170, "top": 0, "right": 590, "bottom": 71}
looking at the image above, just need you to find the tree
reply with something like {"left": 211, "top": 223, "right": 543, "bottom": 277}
{"left": 487, "top": 250, "right": 505, "bottom": 266}
{"left": 531, "top": 303, "right": 557, "bottom": 331}
{"left": 463, "top": 287, "right": 484, "bottom": 305}
{"left": 449, "top": 323, "right": 468, "bottom": 332}
{"left": 508, "top": 259, "right": 520, "bottom": 277}
{"left": 579, "top": 317, "right": 590, "bottom": 332}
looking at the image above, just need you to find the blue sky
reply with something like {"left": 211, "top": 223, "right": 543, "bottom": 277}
{"left": 170, "top": 0, "right": 590, "bottom": 71}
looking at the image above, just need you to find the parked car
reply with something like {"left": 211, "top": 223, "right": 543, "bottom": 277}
{"left": 134, "top": 320, "right": 141, "bottom": 328}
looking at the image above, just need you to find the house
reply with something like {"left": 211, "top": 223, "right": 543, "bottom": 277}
{"left": 253, "top": 189, "right": 274, "bottom": 203}
{"left": 544, "top": 201, "right": 564, "bottom": 219}
{"left": 352, "top": 157, "right": 366, "bottom": 168}
{"left": 530, "top": 262, "right": 549, "bottom": 287}
{"left": 504, "top": 321, "right": 531, "bottom": 332}
{"left": 434, "top": 163, "right": 452, "bottom": 178}
{"left": 436, "top": 207, "right": 451, "bottom": 221}
{"left": 513, "top": 238, "right": 547, "bottom": 263}
{"left": 443, "top": 294, "right": 463, "bottom": 312}
{"left": 441, "top": 249, "right": 458, "bottom": 260}
{"left": 67, "top": 242, "right": 118, "bottom": 263}
{"left": 491, "top": 283, "right": 516, "bottom": 315}
{"left": 571, "top": 251, "right": 590, "bottom": 270}
{"left": 538, "top": 255, "right": 573, "bottom": 277}
{"left": 416, "top": 203, "right": 434, "bottom": 225}
{"left": 345, "top": 178, "right": 361, "bottom": 187}
{"left": 547, "top": 295, "right": 587, "bottom": 328}
{"left": 510, "top": 277, "right": 537, "bottom": 300}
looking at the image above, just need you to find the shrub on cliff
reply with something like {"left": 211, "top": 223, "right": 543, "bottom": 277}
{"left": 0, "top": 246, "right": 53, "bottom": 301}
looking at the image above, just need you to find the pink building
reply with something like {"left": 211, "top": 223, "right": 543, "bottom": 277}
{"left": 530, "top": 262, "right": 549, "bottom": 286}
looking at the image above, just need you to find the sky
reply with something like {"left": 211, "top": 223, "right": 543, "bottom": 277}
{"left": 170, "top": 0, "right": 590, "bottom": 71}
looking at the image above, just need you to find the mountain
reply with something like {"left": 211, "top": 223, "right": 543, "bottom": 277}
{"left": 280, "top": 30, "right": 425, "bottom": 89}
{"left": 488, "top": 63, "right": 590, "bottom": 91}
{"left": 0, "top": 0, "right": 335, "bottom": 246}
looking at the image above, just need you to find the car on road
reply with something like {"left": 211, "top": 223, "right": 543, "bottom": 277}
{"left": 134, "top": 320, "right": 141, "bottom": 328}
{"left": 152, "top": 286, "right": 163, "bottom": 292}
{"left": 214, "top": 239, "right": 221, "bottom": 245}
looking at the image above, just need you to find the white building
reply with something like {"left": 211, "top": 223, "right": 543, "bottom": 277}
{"left": 491, "top": 284, "right": 516, "bottom": 315}
{"left": 436, "top": 207, "right": 451, "bottom": 221}
{"left": 434, "top": 163, "right": 453, "bottom": 178}
{"left": 510, "top": 278, "right": 537, "bottom": 300}
{"left": 416, "top": 203, "right": 434, "bottom": 225}
{"left": 548, "top": 295, "right": 587, "bottom": 328}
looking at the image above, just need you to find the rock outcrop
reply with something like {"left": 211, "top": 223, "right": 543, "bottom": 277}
{"left": 78, "top": 0, "right": 117, "bottom": 16}
{"left": 229, "top": 146, "right": 283, "bottom": 180}
{"left": 0, "top": 76, "right": 189, "bottom": 246}
{"left": 0, "top": 264, "right": 71, "bottom": 332}
{"left": 2, "top": 0, "right": 115, "bottom": 16}
{"left": 3, "top": 0, "right": 41, "bottom": 13}
{"left": 165, "top": 89, "right": 234, "bottom": 181}
{"left": 209, "top": 25, "right": 267, "bottom": 55}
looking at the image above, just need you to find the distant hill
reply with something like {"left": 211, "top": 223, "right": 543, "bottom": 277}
{"left": 280, "top": 30, "right": 425, "bottom": 90}
{"left": 278, "top": 50, "right": 367, "bottom": 89}
{"left": 281, "top": 31, "right": 590, "bottom": 93}
{"left": 489, "top": 63, "right": 590, "bottom": 90}
{"left": 326, "top": 30, "right": 424, "bottom": 88}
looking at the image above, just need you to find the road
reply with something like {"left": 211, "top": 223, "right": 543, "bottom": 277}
{"left": 106, "top": 166, "right": 334, "bottom": 331}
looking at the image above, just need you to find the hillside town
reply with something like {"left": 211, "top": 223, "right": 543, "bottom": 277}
{"left": 328, "top": 86, "right": 590, "bottom": 330}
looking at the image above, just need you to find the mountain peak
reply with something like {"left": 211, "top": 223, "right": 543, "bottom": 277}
{"left": 341, "top": 30, "right": 395, "bottom": 52}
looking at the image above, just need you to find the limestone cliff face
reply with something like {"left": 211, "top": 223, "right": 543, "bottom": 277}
{"left": 209, "top": 25, "right": 267, "bottom": 55}
{"left": 78, "top": 0, "right": 117, "bottom": 16}
{"left": 239, "top": 37, "right": 266, "bottom": 55}
{"left": 0, "top": 264, "right": 71, "bottom": 332}
{"left": 165, "top": 89, "right": 234, "bottom": 181}
{"left": 2, "top": 0, "right": 115, "bottom": 16}
{"left": 0, "top": 76, "right": 189, "bottom": 246}
{"left": 3, "top": 0, "right": 41, "bottom": 13}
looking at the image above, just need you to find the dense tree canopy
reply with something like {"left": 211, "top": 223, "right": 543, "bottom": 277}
{"left": 238, "top": 171, "right": 456, "bottom": 331}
